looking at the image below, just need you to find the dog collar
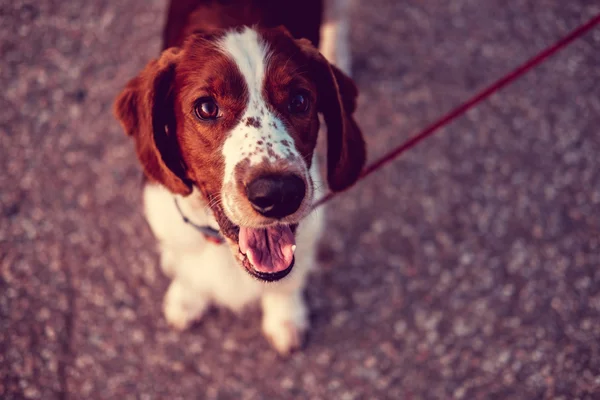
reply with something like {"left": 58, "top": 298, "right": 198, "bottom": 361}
{"left": 173, "top": 198, "right": 225, "bottom": 244}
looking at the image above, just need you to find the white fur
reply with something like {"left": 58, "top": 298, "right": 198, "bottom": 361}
{"left": 144, "top": 158, "right": 325, "bottom": 354}
{"left": 217, "top": 28, "right": 301, "bottom": 175}
{"left": 217, "top": 28, "right": 312, "bottom": 224}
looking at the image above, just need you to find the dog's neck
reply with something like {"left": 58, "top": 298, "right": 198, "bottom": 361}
{"left": 173, "top": 196, "right": 224, "bottom": 243}
{"left": 174, "top": 187, "right": 221, "bottom": 232}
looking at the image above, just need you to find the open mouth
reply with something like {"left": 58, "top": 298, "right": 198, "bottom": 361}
{"left": 207, "top": 197, "right": 298, "bottom": 282}
{"left": 239, "top": 224, "right": 297, "bottom": 281}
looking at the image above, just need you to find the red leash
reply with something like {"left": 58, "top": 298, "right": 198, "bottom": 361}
{"left": 313, "top": 13, "right": 600, "bottom": 210}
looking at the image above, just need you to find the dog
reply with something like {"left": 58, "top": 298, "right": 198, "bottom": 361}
{"left": 113, "top": 0, "right": 365, "bottom": 355}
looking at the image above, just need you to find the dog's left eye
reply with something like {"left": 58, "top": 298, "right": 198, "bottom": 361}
{"left": 194, "top": 98, "right": 220, "bottom": 120}
{"left": 288, "top": 91, "right": 310, "bottom": 114}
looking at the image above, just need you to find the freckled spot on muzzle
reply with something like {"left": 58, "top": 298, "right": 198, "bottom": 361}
{"left": 245, "top": 116, "right": 262, "bottom": 128}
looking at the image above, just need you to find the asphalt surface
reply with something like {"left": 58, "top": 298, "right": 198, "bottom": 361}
{"left": 2, "top": 1, "right": 600, "bottom": 399}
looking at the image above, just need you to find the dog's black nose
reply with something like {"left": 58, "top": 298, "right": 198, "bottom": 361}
{"left": 246, "top": 174, "right": 306, "bottom": 218}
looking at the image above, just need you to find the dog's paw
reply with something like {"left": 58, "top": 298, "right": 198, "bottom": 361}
{"left": 261, "top": 292, "right": 309, "bottom": 356}
{"left": 163, "top": 281, "right": 208, "bottom": 331}
{"left": 164, "top": 299, "right": 192, "bottom": 331}
{"left": 263, "top": 317, "right": 308, "bottom": 356}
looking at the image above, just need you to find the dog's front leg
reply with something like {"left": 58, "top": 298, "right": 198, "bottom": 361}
{"left": 163, "top": 279, "right": 210, "bottom": 330}
{"left": 261, "top": 289, "right": 309, "bottom": 355}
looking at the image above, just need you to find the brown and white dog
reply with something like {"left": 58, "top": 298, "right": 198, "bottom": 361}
{"left": 114, "top": 0, "right": 365, "bottom": 354}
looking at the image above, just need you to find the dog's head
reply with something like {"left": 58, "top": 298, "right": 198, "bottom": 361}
{"left": 114, "top": 26, "right": 365, "bottom": 281}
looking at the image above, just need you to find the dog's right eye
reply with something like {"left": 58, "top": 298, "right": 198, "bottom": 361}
{"left": 288, "top": 91, "right": 310, "bottom": 114}
{"left": 194, "top": 98, "right": 220, "bottom": 120}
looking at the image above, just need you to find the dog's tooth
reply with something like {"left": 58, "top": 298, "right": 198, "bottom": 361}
{"left": 247, "top": 250, "right": 256, "bottom": 266}
{"left": 291, "top": 245, "right": 297, "bottom": 253}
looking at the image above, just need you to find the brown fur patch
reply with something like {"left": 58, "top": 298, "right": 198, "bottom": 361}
{"left": 266, "top": 147, "right": 280, "bottom": 160}
{"left": 245, "top": 116, "right": 262, "bottom": 128}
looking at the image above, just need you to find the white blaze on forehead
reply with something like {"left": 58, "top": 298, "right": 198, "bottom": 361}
{"left": 218, "top": 27, "right": 269, "bottom": 101}
{"left": 217, "top": 27, "right": 304, "bottom": 188}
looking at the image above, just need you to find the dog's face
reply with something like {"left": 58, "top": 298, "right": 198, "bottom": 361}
{"left": 115, "top": 26, "right": 365, "bottom": 281}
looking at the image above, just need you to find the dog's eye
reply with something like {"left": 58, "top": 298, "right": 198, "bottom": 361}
{"left": 194, "top": 98, "right": 220, "bottom": 120}
{"left": 288, "top": 91, "right": 310, "bottom": 114}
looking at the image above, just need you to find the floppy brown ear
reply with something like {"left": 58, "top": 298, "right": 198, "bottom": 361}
{"left": 113, "top": 48, "right": 192, "bottom": 195}
{"left": 297, "top": 39, "right": 366, "bottom": 192}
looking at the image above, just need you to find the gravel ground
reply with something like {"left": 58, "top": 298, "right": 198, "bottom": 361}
{"left": 2, "top": 1, "right": 600, "bottom": 399}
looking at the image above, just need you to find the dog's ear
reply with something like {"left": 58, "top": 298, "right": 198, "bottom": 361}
{"left": 297, "top": 39, "right": 366, "bottom": 192}
{"left": 114, "top": 47, "right": 192, "bottom": 195}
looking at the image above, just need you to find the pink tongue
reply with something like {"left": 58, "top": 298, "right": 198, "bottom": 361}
{"left": 239, "top": 225, "right": 295, "bottom": 273}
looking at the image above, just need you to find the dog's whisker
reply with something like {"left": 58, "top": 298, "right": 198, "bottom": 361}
{"left": 206, "top": 194, "right": 224, "bottom": 209}
{"left": 207, "top": 198, "right": 223, "bottom": 209}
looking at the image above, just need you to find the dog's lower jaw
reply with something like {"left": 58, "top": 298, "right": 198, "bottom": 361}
{"left": 230, "top": 240, "right": 296, "bottom": 282}
{"left": 242, "top": 254, "right": 295, "bottom": 282}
